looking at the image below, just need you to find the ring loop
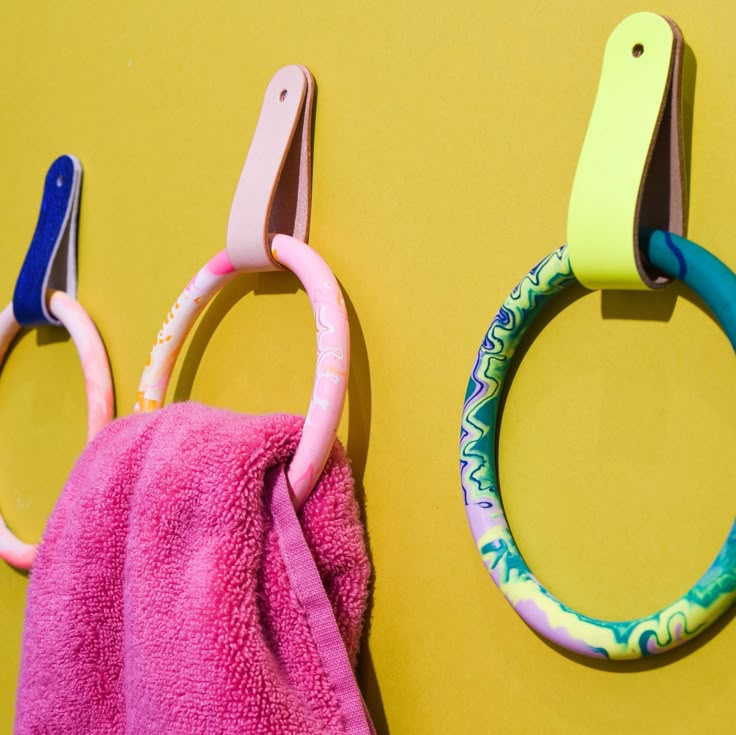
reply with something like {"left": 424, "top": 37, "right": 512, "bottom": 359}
{"left": 0, "top": 290, "right": 114, "bottom": 570}
{"left": 460, "top": 231, "right": 736, "bottom": 659}
{"left": 135, "top": 234, "right": 349, "bottom": 509}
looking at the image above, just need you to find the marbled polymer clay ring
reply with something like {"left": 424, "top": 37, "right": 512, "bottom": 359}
{"left": 460, "top": 229, "right": 736, "bottom": 659}
{"left": 0, "top": 291, "right": 113, "bottom": 570}
{"left": 134, "top": 234, "right": 349, "bottom": 510}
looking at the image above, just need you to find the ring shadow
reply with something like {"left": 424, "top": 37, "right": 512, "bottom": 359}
{"left": 5, "top": 317, "right": 118, "bottom": 432}
{"left": 169, "top": 271, "right": 388, "bottom": 730}
{"left": 494, "top": 277, "right": 731, "bottom": 672}
{"left": 34, "top": 325, "right": 118, "bottom": 419}
{"left": 0, "top": 331, "right": 34, "bottom": 583}
{"left": 0, "top": 333, "right": 32, "bottom": 582}
{"left": 342, "top": 288, "right": 390, "bottom": 734}
{"left": 1, "top": 324, "right": 112, "bottom": 581}
{"left": 171, "top": 272, "right": 262, "bottom": 403}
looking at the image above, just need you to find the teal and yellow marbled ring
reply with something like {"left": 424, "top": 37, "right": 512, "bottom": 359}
{"left": 460, "top": 230, "right": 736, "bottom": 659}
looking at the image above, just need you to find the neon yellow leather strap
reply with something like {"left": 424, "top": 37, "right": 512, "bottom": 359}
{"left": 567, "top": 13, "right": 684, "bottom": 290}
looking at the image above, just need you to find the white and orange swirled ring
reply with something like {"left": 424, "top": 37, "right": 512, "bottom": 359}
{"left": 135, "top": 234, "right": 349, "bottom": 509}
{"left": 0, "top": 292, "right": 114, "bottom": 570}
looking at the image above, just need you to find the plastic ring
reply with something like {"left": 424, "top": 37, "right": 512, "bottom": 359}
{"left": 460, "top": 230, "right": 736, "bottom": 659}
{"left": 135, "top": 234, "right": 349, "bottom": 509}
{"left": 0, "top": 290, "right": 114, "bottom": 570}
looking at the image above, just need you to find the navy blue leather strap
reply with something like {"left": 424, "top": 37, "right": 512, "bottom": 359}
{"left": 12, "top": 155, "right": 82, "bottom": 327}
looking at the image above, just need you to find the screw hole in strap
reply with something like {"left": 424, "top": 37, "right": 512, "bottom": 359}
{"left": 567, "top": 13, "right": 687, "bottom": 290}
{"left": 135, "top": 234, "right": 349, "bottom": 509}
{"left": 460, "top": 230, "right": 736, "bottom": 659}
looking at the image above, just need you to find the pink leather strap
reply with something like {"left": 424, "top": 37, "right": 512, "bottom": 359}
{"left": 137, "top": 65, "right": 348, "bottom": 508}
{"left": 226, "top": 65, "right": 314, "bottom": 272}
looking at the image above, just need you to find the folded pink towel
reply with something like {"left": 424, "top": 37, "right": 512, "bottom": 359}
{"left": 16, "top": 402, "right": 373, "bottom": 734}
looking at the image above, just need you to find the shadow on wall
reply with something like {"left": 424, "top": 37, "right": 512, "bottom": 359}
{"left": 539, "top": 600, "right": 736, "bottom": 673}
{"left": 170, "top": 271, "right": 389, "bottom": 732}
{"left": 342, "top": 287, "right": 390, "bottom": 734}
{"left": 173, "top": 271, "right": 263, "bottom": 402}
{"left": 601, "top": 39, "right": 697, "bottom": 318}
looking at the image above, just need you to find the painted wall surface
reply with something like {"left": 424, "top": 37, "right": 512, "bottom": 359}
{"left": 2, "top": 1, "right": 736, "bottom": 732}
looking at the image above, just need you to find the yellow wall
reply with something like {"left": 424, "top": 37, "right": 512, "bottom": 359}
{"left": 2, "top": 1, "right": 736, "bottom": 732}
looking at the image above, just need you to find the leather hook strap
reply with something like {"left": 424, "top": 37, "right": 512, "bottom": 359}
{"left": 12, "top": 155, "right": 83, "bottom": 325}
{"left": 226, "top": 65, "right": 315, "bottom": 272}
{"left": 567, "top": 13, "right": 686, "bottom": 290}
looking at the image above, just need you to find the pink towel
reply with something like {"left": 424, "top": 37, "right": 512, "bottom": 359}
{"left": 16, "top": 402, "right": 374, "bottom": 734}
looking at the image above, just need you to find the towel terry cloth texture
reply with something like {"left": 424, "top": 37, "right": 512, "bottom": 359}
{"left": 15, "top": 402, "right": 373, "bottom": 734}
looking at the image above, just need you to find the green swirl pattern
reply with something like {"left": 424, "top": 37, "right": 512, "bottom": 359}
{"left": 460, "top": 235, "right": 736, "bottom": 659}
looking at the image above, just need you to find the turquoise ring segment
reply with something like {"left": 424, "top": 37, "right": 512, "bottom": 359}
{"left": 459, "top": 230, "right": 736, "bottom": 659}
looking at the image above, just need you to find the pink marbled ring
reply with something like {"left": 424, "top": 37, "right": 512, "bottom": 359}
{"left": 135, "top": 234, "right": 350, "bottom": 509}
{"left": 0, "top": 291, "right": 114, "bottom": 570}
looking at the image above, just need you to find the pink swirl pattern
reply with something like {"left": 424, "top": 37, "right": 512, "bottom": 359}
{"left": 135, "top": 251, "right": 237, "bottom": 413}
{"left": 135, "top": 235, "right": 349, "bottom": 509}
{"left": 272, "top": 235, "right": 349, "bottom": 505}
{"left": 0, "top": 291, "right": 113, "bottom": 570}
